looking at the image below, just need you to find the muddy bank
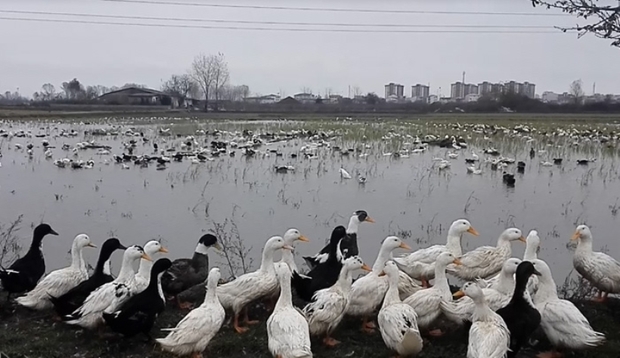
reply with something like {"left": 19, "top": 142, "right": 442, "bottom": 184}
{"left": 0, "top": 292, "right": 618, "bottom": 358}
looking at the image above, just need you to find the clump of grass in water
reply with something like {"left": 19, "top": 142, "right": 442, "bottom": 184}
{"left": 210, "top": 217, "right": 254, "bottom": 280}
{"left": 0, "top": 215, "right": 23, "bottom": 265}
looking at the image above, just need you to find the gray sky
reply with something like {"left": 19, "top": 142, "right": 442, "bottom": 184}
{"left": 1, "top": 0, "right": 619, "bottom": 98}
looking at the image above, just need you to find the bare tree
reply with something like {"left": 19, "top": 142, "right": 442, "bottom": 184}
{"left": 532, "top": 1, "right": 620, "bottom": 47}
{"left": 41, "top": 83, "right": 56, "bottom": 101}
{"left": 211, "top": 52, "right": 229, "bottom": 111}
{"left": 191, "top": 53, "right": 215, "bottom": 111}
{"left": 162, "top": 74, "right": 196, "bottom": 104}
{"left": 570, "top": 79, "right": 585, "bottom": 104}
{"left": 352, "top": 85, "right": 363, "bottom": 97}
{"left": 61, "top": 78, "right": 85, "bottom": 100}
{"left": 300, "top": 86, "right": 312, "bottom": 94}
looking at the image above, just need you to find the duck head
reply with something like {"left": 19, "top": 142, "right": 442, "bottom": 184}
{"left": 449, "top": 219, "right": 479, "bottom": 237}
{"left": 75, "top": 234, "right": 97, "bottom": 249}
{"left": 381, "top": 236, "right": 411, "bottom": 252}
{"left": 125, "top": 245, "right": 151, "bottom": 262}
{"left": 283, "top": 228, "right": 309, "bottom": 246}
{"left": 499, "top": 228, "right": 526, "bottom": 243}
{"left": 517, "top": 261, "right": 541, "bottom": 280}
{"left": 571, "top": 225, "right": 592, "bottom": 241}
{"left": 34, "top": 223, "right": 58, "bottom": 238}
{"left": 462, "top": 281, "right": 484, "bottom": 302}
{"left": 143, "top": 240, "right": 168, "bottom": 257}
{"left": 438, "top": 252, "right": 462, "bottom": 267}
{"left": 343, "top": 255, "right": 371, "bottom": 273}
{"left": 265, "top": 236, "right": 294, "bottom": 252}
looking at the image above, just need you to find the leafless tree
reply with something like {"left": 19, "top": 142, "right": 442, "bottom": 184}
{"left": 41, "top": 83, "right": 56, "bottom": 101}
{"left": 300, "top": 86, "right": 312, "bottom": 94}
{"left": 532, "top": 0, "right": 620, "bottom": 46}
{"left": 211, "top": 53, "right": 229, "bottom": 110}
{"left": 352, "top": 85, "right": 363, "bottom": 97}
{"left": 191, "top": 53, "right": 216, "bottom": 111}
{"left": 162, "top": 74, "right": 197, "bottom": 104}
{"left": 570, "top": 79, "right": 585, "bottom": 103}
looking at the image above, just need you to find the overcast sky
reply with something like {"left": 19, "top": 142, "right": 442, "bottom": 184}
{"left": 1, "top": 0, "right": 619, "bottom": 98}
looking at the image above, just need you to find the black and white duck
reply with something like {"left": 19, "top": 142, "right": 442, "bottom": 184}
{"left": 103, "top": 258, "right": 172, "bottom": 339}
{"left": 496, "top": 261, "right": 542, "bottom": 358}
{"left": 304, "top": 210, "right": 374, "bottom": 269}
{"left": 0, "top": 223, "right": 58, "bottom": 300}
{"left": 292, "top": 226, "right": 347, "bottom": 302}
{"left": 162, "top": 234, "right": 220, "bottom": 309}
{"left": 50, "top": 238, "right": 126, "bottom": 317}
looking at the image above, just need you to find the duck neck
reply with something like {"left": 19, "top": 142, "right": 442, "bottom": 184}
{"left": 275, "top": 275, "right": 293, "bottom": 310}
{"left": 334, "top": 266, "right": 354, "bottom": 294}
{"left": 137, "top": 257, "right": 154, "bottom": 278}
{"left": 535, "top": 275, "right": 558, "bottom": 302}
{"left": 371, "top": 247, "right": 392, "bottom": 273}
{"left": 523, "top": 241, "right": 539, "bottom": 261}
{"left": 575, "top": 236, "right": 593, "bottom": 255}
{"left": 116, "top": 255, "right": 137, "bottom": 282}
{"left": 145, "top": 270, "right": 161, "bottom": 292}
{"left": 445, "top": 232, "right": 463, "bottom": 256}
{"left": 510, "top": 274, "right": 530, "bottom": 305}
{"left": 280, "top": 249, "right": 297, "bottom": 272}
{"left": 27, "top": 231, "right": 45, "bottom": 255}
{"left": 433, "top": 262, "right": 450, "bottom": 292}
{"left": 382, "top": 274, "right": 401, "bottom": 308}
{"left": 347, "top": 216, "right": 359, "bottom": 235}
{"left": 259, "top": 247, "right": 276, "bottom": 272}
{"left": 496, "top": 269, "right": 515, "bottom": 294}
{"left": 472, "top": 298, "right": 494, "bottom": 321}
{"left": 102, "top": 260, "right": 112, "bottom": 276}
{"left": 69, "top": 242, "right": 84, "bottom": 271}
{"left": 204, "top": 278, "right": 219, "bottom": 306}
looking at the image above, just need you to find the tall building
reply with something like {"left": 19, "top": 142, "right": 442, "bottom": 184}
{"left": 385, "top": 83, "right": 404, "bottom": 99}
{"left": 522, "top": 82, "right": 536, "bottom": 98}
{"left": 451, "top": 82, "right": 478, "bottom": 99}
{"left": 411, "top": 84, "right": 430, "bottom": 100}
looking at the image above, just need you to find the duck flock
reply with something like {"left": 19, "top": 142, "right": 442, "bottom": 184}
{"left": 0, "top": 210, "right": 618, "bottom": 358}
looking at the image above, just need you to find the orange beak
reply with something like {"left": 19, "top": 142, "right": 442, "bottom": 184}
{"left": 298, "top": 235, "right": 310, "bottom": 242}
{"left": 453, "top": 290, "right": 465, "bottom": 299}
{"left": 467, "top": 227, "right": 480, "bottom": 236}
{"left": 86, "top": 243, "right": 97, "bottom": 248}
{"left": 399, "top": 242, "right": 412, "bottom": 250}
{"left": 282, "top": 244, "right": 294, "bottom": 251}
{"left": 365, "top": 217, "right": 376, "bottom": 223}
{"left": 141, "top": 253, "right": 152, "bottom": 262}
{"left": 518, "top": 236, "right": 527, "bottom": 243}
{"left": 378, "top": 270, "right": 386, "bottom": 277}
{"left": 453, "top": 258, "right": 462, "bottom": 266}
{"left": 361, "top": 263, "right": 372, "bottom": 272}
{"left": 159, "top": 247, "right": 169, "bottom": 253}
{"left": 570, "top": 231, "right": 580, "bottom": 241}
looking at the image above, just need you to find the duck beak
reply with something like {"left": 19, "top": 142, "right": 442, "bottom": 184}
{"left": 467, "top": 227, "right": 480, "bottom": 236}
{"left": 159, "top": 247, "right": 169, "bottom": 253}
{"left": 361, "top": 263, "right": 372, "bottom": 272}
{"left": 298, "top": 235, "right": 310, "bottom": 242}
{"left": 365, "top": 217, "right": 376, "bottom": 223}
{"left": 532, "top": 268, "right": 542, "bottom": 276}
{"left": 119, "top": 244, "right": 127, "bottom": 250}
{"left": 141, "top": 253, "right": 152, "bottom": 261}
{"left": 570, "top": 231, "right": 580, "bottom": 241}
{"left": 453, "top": 258, "right": 462, "bottom": 266}
{"left": 282, "top": 244, "right": 294, "bottom": 251}
{"left": 87, "top": 243, "right": 97, "bottom": 248}
{"left": 49, "top": 229, "right": 59, "bottom": 236}
{"left": 213, "top": 242, "right": 223, "bottom": 251}
{"left": 518, "top": 236, "right": 527, "bottom": 243}
{"left": 453, "top": 290, "right": 465, "bottom": 299}
{"left": 377, "top": 270, "right": 386, "bottom": 277}
{"left": 399, "top": 242, "right": 411, "bottom": 250}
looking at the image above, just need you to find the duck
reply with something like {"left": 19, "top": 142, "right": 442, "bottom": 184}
{"left": 394, "top": 219, "right": 478, "bottom": 287}
{"left": 531, "top": 259, "right": 605, "bottom": 357}
{"left": 64, "top": 245, "right": 151, "bottom": 329}
{"left": 133, "top": 240, "right": 169, "bottom": 295}
{"left": 462, "top": 282, "right": 510, "bottom": 358}
{"left": 103, "top": 258, "right": 172, "bottom": 339}
{"left": 303, "top": 256, "right": 371, "bottom": 347}
{"left": 571, "top": 224, "right": 620, "bottom": 302}
{"left": 523, "top": 230, "right": 541, "bottom": 296}
{"left": 403, "top": 252, "right": 461, "bottom": 336}
{"left": 16, "top": 234, "right": 96, "bottom": 310}
{"left": 441, "top": 258, "right": 521, "bottom": 324}
{"left": 217, "top": 236, "right": 292, "bottom": 334}
{"left": 496, "top": 261, "right": 542, "bottom": 358}
{"left": 156, "top": 268, "right": 225, "bottom": 358}
{"left": 303, "top": 226, "right": 346, "bottom": 269}
{"left": 0, "top": 223, "right": 58, "bottom": 299}
{"left": 162, "top": 234, "right": 220, "bottom": 308}
{"left": 346, "top": 236, "right": 411, "bottom": 334}
{"left": 279, "top": 228, "right": 310, "bottom": 273}
{"left": 447, "top": 228, "right": 525, "bottom": 281}
{"left": 378, "top": 261, "right": 424, "bottom": 357}
{"left": 50, "top": 238, "right": 126, "bottom": 317}
{"left": 502, "top": 172, "right": 515, "bottom": 186}
{"left": 306, "top": 211, "right": 374, "bottom": 268}
{"left": 293, "top": 226, "right": 347, "bottom": 302}
{"left": 267, "top": 262, "right": 312, "bottom": 358}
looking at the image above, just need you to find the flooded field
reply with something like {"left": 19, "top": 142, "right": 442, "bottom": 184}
{"left": 1, "top": 115, "right": 620, "bottom": 288}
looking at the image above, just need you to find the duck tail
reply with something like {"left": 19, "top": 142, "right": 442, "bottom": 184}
{"left": 401, "top": 328, "right": 424, "bottom": 356}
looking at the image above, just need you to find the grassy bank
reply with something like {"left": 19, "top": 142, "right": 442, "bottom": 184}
{"left": 1, "top": 292, "right": 618, "bottom": 358}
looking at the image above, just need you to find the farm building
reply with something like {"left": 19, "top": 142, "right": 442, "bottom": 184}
{"left": 99, "top": 87, "right": 180, "bottom": 107}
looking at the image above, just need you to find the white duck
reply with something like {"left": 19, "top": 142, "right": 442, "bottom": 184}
{"left": 217, "top": 236, "right": 292, "bottom": 334}
{"left": 156, "top": 268, "right": 225, "bottom": 358}
{"left": 65, "top": 245, "right": 150, "bottom": 329}
{"left": 441, "top": 258, "right": 521, "bottom": 324}
{"left": 394, "top": 219, "right": 478, "bottom": 286}
{"left": 532, "top": 259, "right": 605, "bottom": 357}
{"left": 133, "top": 240, "right": 169, "bottom": 295}
{"left": 16, "top": 234, "right": 96, "bottom": 310}
{"left": 303, "top": 256, "right": 371, "bottom": 347}
{"left": 447, "top": 228, "right": 525, "bottom": 281}
{"left": 346, "top": 236, "right": 411, "bottom": 333}
{"left": 378, "top": 261, "right": 423, "bottom": 357}
{"left": 267, "top": 263, "right": 312, "bottom": 358}
{"left": 463, "top": 282, "right": 510, "bottom": 358}
{"left": 403, "top": 252, "right": 461, "bottom": 335}
{"left": 571, "top": 225, "right": 620, "bottom": 302}
{"left": 279, "top": 228, "right": 309, "bottom": 274}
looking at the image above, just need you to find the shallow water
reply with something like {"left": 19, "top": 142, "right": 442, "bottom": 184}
{"left": 1, "top": 117, "right": 619, "bottom": 288}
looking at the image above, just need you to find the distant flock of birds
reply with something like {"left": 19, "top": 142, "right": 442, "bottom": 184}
{"left": 0, "top": 210, "right": 618, "bottom": 358}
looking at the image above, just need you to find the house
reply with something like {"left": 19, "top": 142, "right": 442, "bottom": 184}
{"left": 293, "top": 93, "right": 318, "bottom": 104}
{"left": 99, "top": 87, "right": 179, "bottom": 107}
{"left": 244, "top": 94, "right": 281, "bottom": 104}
